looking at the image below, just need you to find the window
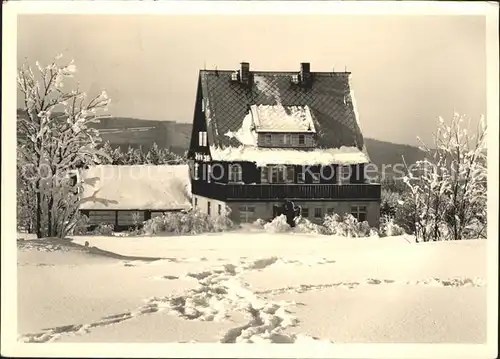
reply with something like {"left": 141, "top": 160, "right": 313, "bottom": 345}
{"left": 88, "top": 211, "right": 115, "bottom": 225}
{"left": 193, "top": 163, "right": 199, "bottom": 180}
{"left": 327, "top": 207, "right": 335, "bottom": 215}
{"left": 314, "top": 208, "right": 323, "bottom": 219}
{"left": 286, "top": 167, "right": 295, "bottom": 183}
{"left": 297, "top": 171, "right": 305, "bottom": 183}
{"left": 301, "top": 207, "right": 309, "bottom": 217}
{"left": 351, "top": 205, "right": 367, "bottom": 222}
{"left": 298, "top": 134, "right": 305, "bottom": 145}
{"left": 239, "top": 206, "right": 256, "bottom": 223}
{"left": 264, "top": 134, "right": 272, "bottom": 145}
{"left": 207, "top": 201, "right": 211, "bottom": 215}
{"left": 229, "top": 164, "right": 242, "bottom": 182}
{"left": 260, "top": 166, "right": 269, "bottom": 183}
{"left": 338, "top": 165, "right": 351, "bottom": 184}
{"left": 270, "top": 166, "right": 286, "bottom": 183}
{"left": 283, "top": 134, "right": 291, "bottom": 145}
{"left": 218, "top": 204, "right": 222, "bottom": 215}
{"left": 117, "top": 211, "right": 144, "bottom": 226}
{"left": 198, "top": 131, "right": 207, "bottom": 147}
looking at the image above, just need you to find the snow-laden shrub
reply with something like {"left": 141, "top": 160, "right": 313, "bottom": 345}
{"left": 381, "top": 189, "right": 402, "bottom": 218}
{"left": 71, "top": 212, "right": 89, "bottom": 235}
{"left": 294, "top": 217, "right": 328, "bottom": 235}
{"left": 322, "top": 213, "right": 372, "bottom": 237}
{"left": 252, "top": 218, "right": 267, "bottom": 228}
{"left": 323, "top": 213, "right": 344, "bottom": 235}
{"left": 141, "top": 210, "right": 236, "bottom": 235}
{"left": 92, "top": 223, "right": 114, "bottom": 236}
{"left": 379, "top": 215, "right": 406, "bottom": 237}
{"left": 263, "top": 215, "right": 291, "bottom": 233}
{"left": 342, "top": 214, "right": 371, "bottom": 237}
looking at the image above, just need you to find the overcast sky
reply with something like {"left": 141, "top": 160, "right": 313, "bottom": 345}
{"left": 17, "top": 14, "right": 486, "bottom": 146}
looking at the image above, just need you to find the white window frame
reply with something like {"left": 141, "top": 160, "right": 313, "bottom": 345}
{"left": 270, "top": 165, "right": 286, "bottom": 183}
{"left": 229, "top": 164, "right": 242, "bottom": 183}
{"left": 338, "top": 165, "right": 351, "bottom": 184}
{"left": 283, "top": 134, "right": 291, "bottom": 145}
{"left": 198, "top": 131, "right": 207, "bottom": 147}
{"left": 193, "top": 162, "right": 200, "bottom": 180}
{"left": 260, "top": 166, "right": 269, "bottom": 183}
{"left": 350, "top": 205, "right": 367, "bottom": 222}
{"left": 285, "top": 166, "right": 295, "bottom": 183}
{"left": 239, "top": 206, "right": 256, "bottom": 223}
{"left": 298, "top": 134, "right": 305, "bottom": 145}
{"left": 297, "top": 171, "right": 305, "bottom": 184}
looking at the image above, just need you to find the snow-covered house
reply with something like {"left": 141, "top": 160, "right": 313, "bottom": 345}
{"left": 79, "top": 165, "right": 191, "bottom": 230}
{"left": 187, "top": 62, "right": 381, "bottom": 226}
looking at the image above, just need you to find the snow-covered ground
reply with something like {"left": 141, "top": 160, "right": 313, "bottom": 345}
{"left": 17, "top": 231, "right": 488, "bottom": 345}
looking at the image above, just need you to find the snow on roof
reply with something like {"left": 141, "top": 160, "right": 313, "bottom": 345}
{"left": 223, "top": 112, "right": 257, "bottom": 146}
{"left": 210, "top": 145, "right": 369, "bottom": 167}
{"left": 251, "top": 104, "right": 315, "bottom": 133}
{"left": 198, "top": 71, "right": 365, "bottom": 151}
{"left": 79, "top": 165, "right": 191, "bottom": 211}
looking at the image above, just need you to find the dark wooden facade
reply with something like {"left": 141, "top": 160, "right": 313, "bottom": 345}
{"left": 80, "top": 209, "right": 185, "bottom": 231}
{"left": 192, "top": 181, "right": 381, "bottom": 202}
{"left": 190, "top": 160, "right": 379, "bottom": 202}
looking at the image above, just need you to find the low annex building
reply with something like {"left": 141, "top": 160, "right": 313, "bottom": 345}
{"left": 79, "top": 165, "right": 191, "bottom": 230}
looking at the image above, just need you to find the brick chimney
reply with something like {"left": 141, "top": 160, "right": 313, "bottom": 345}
{"left": 300, "top": 62, "right": 311, "bottom": 86}
{"left": 240, "top": 62, "right": 250, "bottom": 84}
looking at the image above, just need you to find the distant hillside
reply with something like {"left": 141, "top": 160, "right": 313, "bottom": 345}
{"left": 16, "top": 111, "right": 425, "bottom": 172}
{"left": 364, "top": 138, "right": 426, "bottom": 179}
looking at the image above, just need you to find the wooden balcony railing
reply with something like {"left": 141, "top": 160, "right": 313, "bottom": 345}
{"left": 192, "top": 182, "right": 381, "bottom": 201}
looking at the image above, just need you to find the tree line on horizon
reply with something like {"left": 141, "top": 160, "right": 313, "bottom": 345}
{"left": 99, "top": 141, "right": 187, "bottom": 166}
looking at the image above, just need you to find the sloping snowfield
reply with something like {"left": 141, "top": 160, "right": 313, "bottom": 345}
{"left": 17, "top": 231, "right": 487, "bottom": 345}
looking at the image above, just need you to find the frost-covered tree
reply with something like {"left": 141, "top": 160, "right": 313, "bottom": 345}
{"left": 402, "top": 113, "right": 487, "bottom": 242}
{"left": 111, "top": 146, "right": 126, "bottom": 165}
{"left": 135, "top": 146, "right": 147, "bottom": 164}
{"left": 124, "top": 146, "right": 140, "bottom": 165}
{"left": 146, "top": 142, "right": 161, "bottom": 165}
{"left": 17, "top": 54, "right": 111, "bottom": 238}
{"left": 100, "top": 141, "right": 115, "bottom": 165}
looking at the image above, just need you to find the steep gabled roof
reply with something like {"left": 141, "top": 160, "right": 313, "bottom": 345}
{"left": 199, "top": 69, "right": 365, "bottom": 152}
